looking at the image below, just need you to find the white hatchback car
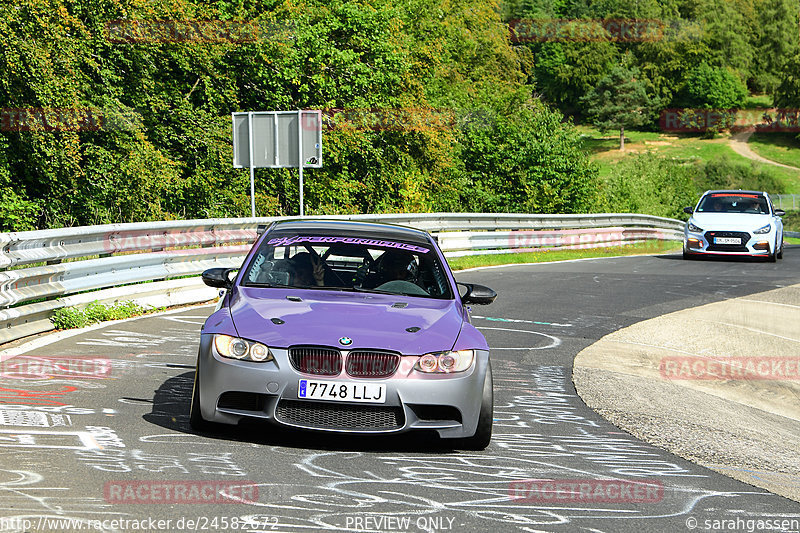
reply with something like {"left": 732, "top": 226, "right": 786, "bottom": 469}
{"left": 683, "top": 190, "right": 785, "bottom": 261}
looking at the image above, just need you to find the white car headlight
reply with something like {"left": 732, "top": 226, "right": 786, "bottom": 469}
{"left": 414, "top": 350, "right": 474, "bottom": 373}
{"left": 687, "top": 222, "right": 703, "bottom": 233}
{"left": 753, "top": 224, "right": 771, "bottom": 235}
{"left": 214, "top": 334, "right": 273, "bottom": 362}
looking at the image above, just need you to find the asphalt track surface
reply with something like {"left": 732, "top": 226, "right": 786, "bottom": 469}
{"left": 1, "top": 248, "right": 800, "bottom": 533}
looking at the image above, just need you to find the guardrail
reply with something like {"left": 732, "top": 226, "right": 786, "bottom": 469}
{"left": 771, "top": 194, "right": 800, "bottom": 211}
{"left": 0, "top": 213, "right": 683, "bottom": 346}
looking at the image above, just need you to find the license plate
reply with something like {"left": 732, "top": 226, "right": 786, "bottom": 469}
{"left": 714, "top": 237, "right": 741, "bottom": 245}
{"left": 298, "top": 379, "right": 386, "bottom": 403}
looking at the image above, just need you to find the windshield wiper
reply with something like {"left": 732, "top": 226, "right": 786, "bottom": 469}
{"left": 350, "top": 287, "right": 423, "bottom": 297}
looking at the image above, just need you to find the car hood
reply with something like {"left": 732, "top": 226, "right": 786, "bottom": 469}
{"left": 230, "top": 288, "right": 465, "bottom": 355}
{"left": 690, "top": 212, "right": 773, "bottom": 231}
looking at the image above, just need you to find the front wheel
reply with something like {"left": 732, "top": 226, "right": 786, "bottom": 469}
{"left": 777, "top": 239, "right": 784, "bottom": 259}
{"left": 457, "top": 363, "right": 493, "bottom": 450}
{"left": 189, "top": 366, "right": 212, "bottom": 432}
{"left": 768, "top": 247, "right": 777, "bottom": 263}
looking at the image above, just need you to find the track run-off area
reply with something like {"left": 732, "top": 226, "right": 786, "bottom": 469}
{"left": 1, "top": 247, "right": 799, "bottom": 533}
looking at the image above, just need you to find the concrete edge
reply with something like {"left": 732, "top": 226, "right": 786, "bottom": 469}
{"left": 573, "top": 283, "right": 800, "bottom": 502}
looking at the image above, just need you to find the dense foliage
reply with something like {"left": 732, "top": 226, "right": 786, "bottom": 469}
{"left": 0, "top": 0, "right": 600, "bottom": 230}
{"left": 676, "top": 63, "right": 748, "bottom": 110}
{"left": 1, "top": 0, "right": 798, "bottom": 231}
{"left": 599, "top": 153, "right": 789, "bottom": 219}
{"left": 600, "top": 153, "right": 693, "bottom": 218}
{"left": 508, "top": 0, "right": 799, "bottom": 118}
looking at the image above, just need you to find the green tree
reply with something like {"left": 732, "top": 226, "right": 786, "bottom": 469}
{"left": 532, "top": 40, "right": 619, "bottom": 115}
{"left": 580, "top": 56, "right": 658, "bottom": 150}
{"left": 677, "top": 62, "right": 748, "bottom": 109}
{"left": 457, "top": 98, "right": 599, "bottom": 214}
{"left": 694, "top": 0, "right": 757, "bottom": 82}
{"left": 752, "top": 0, "right": 800, "bottom": 94}
{"left": 774, "top": 50, "right": 800, "bottom": 108}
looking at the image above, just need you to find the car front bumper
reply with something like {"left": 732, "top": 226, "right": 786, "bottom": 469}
{"left": 683, "top": 228, "right": 777, "bottom": 257}
{"left": 195, "top": 334, "right": 490, "bottom": 439}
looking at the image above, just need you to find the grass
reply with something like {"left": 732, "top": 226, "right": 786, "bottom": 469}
{"left": 743, "top": 94, "right": 773, "bottom": 109}
{"left": 50, "top": 300, "right": 164, "bottom": 329}
{"left": 748, "top": 133, "right": 800, "bottom": 170}
{"left": 448, "top": 240, "right": 681, "bottom": 271}
{"left": 576, "top": 124, "right": 800, "bottom": 190}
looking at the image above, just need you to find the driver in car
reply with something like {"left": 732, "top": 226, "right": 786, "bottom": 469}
{"left": 290, "top": 252, "right": 326, "bottom": 287}
{"left": 361, "top": 250, "right": 416, "bottom": 289}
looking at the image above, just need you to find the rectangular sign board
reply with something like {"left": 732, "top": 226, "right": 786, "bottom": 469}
{"left": 232, "top": 110, "right": 322, "bottom": 169}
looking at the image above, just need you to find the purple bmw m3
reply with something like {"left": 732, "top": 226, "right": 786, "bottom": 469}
{"left": 191, "top": 220, "right": 497, "bottom": 449}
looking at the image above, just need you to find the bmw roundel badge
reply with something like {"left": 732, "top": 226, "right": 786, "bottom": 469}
{"left": 339, "top": 336, "right": 353, "bottom": 346}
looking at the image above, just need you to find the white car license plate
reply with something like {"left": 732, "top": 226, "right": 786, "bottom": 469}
{"left": 298, "top": 379, "right": 386, "bottom": 403}
{"left": 714, "top": 237, "right": 741, "bottom": 245}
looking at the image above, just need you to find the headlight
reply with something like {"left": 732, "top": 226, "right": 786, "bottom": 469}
{"left": 753, "top": 224, "right": 771, "bottom": 234}
{"left": 214, "top": 334, "right": 273, "bottom": 362}
{"left": 414, "top": 350, "right": 474, "bottom": 373}
{"left": 687, "top": 222, "right": 703, "bottom": 233}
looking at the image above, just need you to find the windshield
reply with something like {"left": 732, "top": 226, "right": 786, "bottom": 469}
{"left": 241, "top": 233, "right": 453, "bottom": 299}
{"left": 696, "top": 193, "right": 769, "bottom": 214}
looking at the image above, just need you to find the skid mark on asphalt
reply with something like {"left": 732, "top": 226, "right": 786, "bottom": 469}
{"left": 214, "top": 365, "right": 788, "bottom": 532}
{"left": 473, "top": 315, "right": 573, "bottom": 327}
{"left": 477, "top": 326, "right": 561, "bottom": 350}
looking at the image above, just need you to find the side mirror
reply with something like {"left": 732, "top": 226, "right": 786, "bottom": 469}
{"left": 683, "top": 206, "right": 693, "bottom": 214}
{"left": 775, "top": 209, "right": 785, "bottom": 217}
{"left": 458, "top": 283, "right": 497, "bottom": 305}
{"left": 202, "top": 268, "right": 236, "bottom": 289}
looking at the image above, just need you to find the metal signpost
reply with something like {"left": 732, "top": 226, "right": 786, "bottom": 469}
{"left": 232, "top": 110, "right": 322, "bottom": 217}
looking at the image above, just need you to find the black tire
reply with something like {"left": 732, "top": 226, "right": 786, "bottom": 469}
{"left": 768, "top": 248, "right": 777, "bottom": 263}
{"left": 682, "top": 249, "right": 692, "bottom": 260}
{"left": 189, "top": 367, "right": 212, "bottom": 432}
{"left": 457, "top": 363, "right": 493, "bottom": 450}
{"left": 777, "top": 239, "right": 784, "bottom": 259}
